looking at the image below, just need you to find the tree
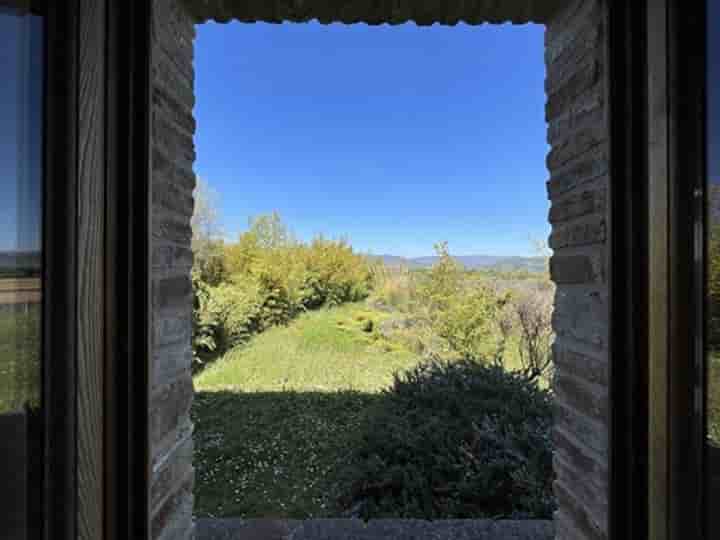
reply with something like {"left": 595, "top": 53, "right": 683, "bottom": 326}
{"left": 248, "top": 211, "right": 291, "bottom": 250}
{"left": 191, "top": 178, "right": 225, "bottom": 285}
{"left": 530, "top": 235, "right": 552, "bottom": 275}
{"left": 515, "top": 285, "right": 554, "bottom": 382}
{"left": 419, "top": 242, "right": 462, "bottom": 312}
{"left": 418, "top": 242, "right": 509, "bottom": 361}
{"left": 224, "top": 211, "right": 292, "bottom": 277}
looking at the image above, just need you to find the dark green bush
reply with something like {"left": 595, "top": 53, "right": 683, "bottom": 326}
{"left": 342, "top": 359, "right": 555, "bottom": 519}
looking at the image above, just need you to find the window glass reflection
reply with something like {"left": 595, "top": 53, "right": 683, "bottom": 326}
{"left": 708, "top": 0, "right": 720, "bottom": 537}
{"left": 0, "top": 4, "right": 44, "bottom": 540}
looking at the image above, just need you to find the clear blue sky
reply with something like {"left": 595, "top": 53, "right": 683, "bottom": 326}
{"left": 194, "top": 21, "right": 549, "bottom": 258}
{"left": 0, "top": 12, "right": 44, "bottom": 253}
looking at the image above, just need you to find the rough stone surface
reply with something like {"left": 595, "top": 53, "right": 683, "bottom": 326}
{"left": 151, "top": 1, "right": 197, "bottom": 540}
{"left": 196, "top": 519, "right": 554, "bottom": 540}
{"left": 151, "top": 0, "right": 611, "bottom": 539}
{"left": 545, "top": 1, "right": 609, "bottom": 539}
{"left": 180, "top": 0, "right": 567, "bottom": 25}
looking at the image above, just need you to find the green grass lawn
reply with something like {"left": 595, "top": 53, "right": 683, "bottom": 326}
{"left": 709, "top": 354, "right": 720, "bottom": 445}
{"left": 0, "top": 306, "right": 41, "bottom": 413}
{"left": 194, "top": 304, "right": 419, "bottom": 393}
{"left": 192, "top": 303, "right": 421, "bottom": 518}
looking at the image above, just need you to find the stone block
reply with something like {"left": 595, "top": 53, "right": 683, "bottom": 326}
{"left": 550, "top": 254, "right": 597, "bottom": 284}
{"left": 546, "top": 60, "right": 601, "bottom": 121}
{"left": 554, "top": 454, "right": 608, "bottom": 529}
{"left": 154, "top": 312, "right": 192, "bottom": 347}
{"left": 549, "top": 187, "right": 606, "bottom": 224}
{"left": 152, "top": 212, "right": 193, "bottom": 245}
{"left": 153, "top": 114, "right": 196, "bottom": 164}
{"left": 549, "top": 217, "right": 606, "bottom": 249}
{"left": 553, "top": 426, "right": 608, "bottom": 492}
{"left": 553, "top": 345, "right": 608, "bottom": 387}
{"left": 546, "top": 124, "right": 606, "bottom": 170}
{"left": 152, "top": 51, "right": 195, "bottom": 108}
{"left": 153, "top": 85, "right": 197, "bottom": 136}
{"left": 152, "top": 475, "right": 194, "bottom": 540}
{"left": 152, "top": 344, "right": 193, "bottom": 389}
{"left": 554, "top": 399, "right": 608, "bottom": 457}
{"left": 153, "top": 244, "right": 194, "bottom": 270}
{"left": 152, "top": 435, "right": 194, "bottom": 513}
{"left": 547, "top": 91, "right": 604, "bottom": 145}
{"left": 150, "top": 374, "right": 194, "bottom": 447}
{"left": 553, "top": 481, "right": 607, "bottom": 540}
{"left": 554, "top": 370, "right": 608, "bottom": 424}
{"left": 546, "top": 146, "right": 609, "bottom": 198}
{"left": 154, "top": 180, "right": 195, "bottom": 218}
{"left": 154, "top": 275, "right": 193, "bottom": 312}
{"left": 552, "top": 285, "right": 608, "bottom": 347}
{"left": 546, "top": 23, "right": 602, "bottom": 92}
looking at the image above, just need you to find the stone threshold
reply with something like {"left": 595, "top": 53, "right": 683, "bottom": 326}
{"left": 196, "top": 518, "right": 554, "bottom": 540}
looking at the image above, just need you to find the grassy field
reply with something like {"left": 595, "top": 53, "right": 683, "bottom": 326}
{"left": 195, "top": 304, "right": 418, "bottom": 393}
{"left": 192, "top": 299, "right": 549, "bottom": 518}
{"left": 0, "top": 304, "right": 41, "bottom": 413}
{"left": 709, "top": 354, "right": 720, "bottom": 445}
{"left": 193, "top": 303, "right": 421, "bottom": 518}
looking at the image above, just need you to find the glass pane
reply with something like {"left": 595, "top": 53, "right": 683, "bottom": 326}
{"left": 708, "top": 0, "right": 720, "bottom": 536}
{"left": 0, "top": 4, "right": 45, "bottom": 540}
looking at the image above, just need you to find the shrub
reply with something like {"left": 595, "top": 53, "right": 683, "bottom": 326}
{"left": 415, "top": 243, "right": 510, "bottom": 360}
{"left": 225, "top": 214, "right": 371, "bottom": 319}
{"left": 368, "top": 264, "right": 417, "bottom": 312}
{"left": 342, "top": 359, "right": 555, "bottom": 519}
{"left": 514, "top": 284, "right": 555, "bottom": 382}
{"left": 192, "top": 212, "right": 373, "bottom": 370}
{"left": 192, "top": 271, "right": 265, "bottom": 371}
{"left": 301, "top": 237, "right": 372, "bottom": 308}
{"left": 430, "top": 287, "right": 510, "bottom": 361}
{"left": 416, "top": 242, "right": 463, "bottom": 313}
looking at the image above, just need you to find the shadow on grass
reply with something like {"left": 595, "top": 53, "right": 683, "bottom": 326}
{"left": 192, "top": 365, "right": 556, "bottom": 522}
{"left": 192, "top": 389, "right": 383, "bottom": 519}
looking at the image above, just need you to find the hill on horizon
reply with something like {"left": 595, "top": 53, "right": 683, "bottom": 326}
{"left": 368, "top": 253, "right": 547, "bottom": 273}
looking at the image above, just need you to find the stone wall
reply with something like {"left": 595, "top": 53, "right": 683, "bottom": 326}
{"left": 545, "top": 1, "right": 610, "bottom": 539}
{"left": 149, "top": 1, "right": 611, "bottom": 539}
{"left": 151, "top": 0, "right": 197, "bottom": 539}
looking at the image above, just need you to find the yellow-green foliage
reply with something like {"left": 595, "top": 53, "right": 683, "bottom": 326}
{"left": 415, "top": 242, "right": 510, "bottom": 360}
{"left": 225, "top": 213, "right": 371, "bottom": 315}
{"left": 417, "top": 242, "right": 463, "bottom": 313}
{"left": 192, "top": 213, "right": 372, "bottom": 368}
{"left": 430, "top": 287, "right": 509, "bottom": 360}
{"left": 369, "top": 264, "right": 417, "bottom": 312}
{"left": 192, "top": 271, "right": 265, "bottom": 363}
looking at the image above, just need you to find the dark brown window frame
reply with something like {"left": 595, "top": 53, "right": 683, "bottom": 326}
{"left": 645, "top": 1, "right": 709, "bottom": 539}
{"left": 37, "top": 1, "right": 718, "bottom": 539}
{"left": 41, "top": 2, "right": 152, "bottom": 540}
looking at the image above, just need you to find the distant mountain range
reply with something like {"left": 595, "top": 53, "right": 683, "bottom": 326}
{"left": 369, "top": 254, "right": 547, "bottom": 273}
{"left": 0, "top": 250, "right": 42, "bottom": 274}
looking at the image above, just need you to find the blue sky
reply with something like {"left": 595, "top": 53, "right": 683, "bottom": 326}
{"left": 711, "top": 0, "right": 720, "bottom": 184}
{"left": 194, "top": 21, "right": 550, "bottom": 257}
{"left": 0, "top": 12, "right": 43, "bottom": 253}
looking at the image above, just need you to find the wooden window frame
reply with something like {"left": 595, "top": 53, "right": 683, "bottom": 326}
{"left": 41, "top": 1, "right": 717, "bottom": 539}
{"left": 646, "top": 1, "right": 709, "bottom": 539}
{"left": 42, "top": 2, "right": 152, "bottom": 539}
{"left": 608, "top": 2, "right": 650, "bottom": 538}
